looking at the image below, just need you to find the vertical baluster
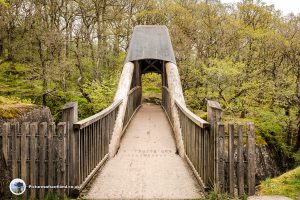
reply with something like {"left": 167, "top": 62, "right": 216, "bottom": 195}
{"left": 39, "top": 122, "right": 47, "bottom": 198}
{"left": 237, "top": 123, "right": 244, "bottom": 195}
{"left": 48, "top": 123, "right": 55, "bottom": 193}
{"left": 217, "top": 123, "right": 225, "bottom": 191}
{"left": 30, "top": 123, "right": 38, "bottom": 199}
{"left": 228, "top": 123, "right": 235, "bottom": 195}
{"left": 20, "top": 123, "right": 29, "bottom": 199}
{"left": 247, "top": 122, "right": 255, "bottom": 195}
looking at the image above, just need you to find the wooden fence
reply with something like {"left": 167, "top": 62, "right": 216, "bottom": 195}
{"left": 162, "top": 89, "right": 256, "bottom": 196}
{"left": 0, "top": 85, "right": 143, "bottom": 199}
{"left": 216, "top": 122, "right": 256, "bottom": 196}
{"left": 205, "top": 101, "right": 256, "bottom": 196}
{"left": 0, "top": 121, "right": 68, "bottom": 199}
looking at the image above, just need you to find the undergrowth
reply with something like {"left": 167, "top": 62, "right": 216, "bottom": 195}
{"left": 258, "top": 166, "right": 300, "bottom": 200}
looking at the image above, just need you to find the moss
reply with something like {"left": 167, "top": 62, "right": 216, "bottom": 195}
{"left": 258, "top": 166, "right": 300, "bottom": 199}
{"left": 0, "top": 96, "right": 37, "bottom": 119}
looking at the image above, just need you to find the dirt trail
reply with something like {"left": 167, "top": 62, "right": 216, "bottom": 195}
{"left": 84, "top": 103, "right": 203, "bottom": 199}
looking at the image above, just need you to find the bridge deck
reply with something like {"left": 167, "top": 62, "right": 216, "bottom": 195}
{"left": 83, "top": 103, "right": 203, "bottom": 199}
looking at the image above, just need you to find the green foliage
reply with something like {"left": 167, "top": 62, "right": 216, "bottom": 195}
{"left": 83, "top": 78, "right": 118, "bottom": 114}
{"left": 0, "top": 62, "right": 42, "bottom": 99}
{"left": 252, "top": 107, "right": 296, "bottom": 168}
{"left": 141, "top": 73, "right": 162, "bottom": 99}
{"left": 258, "top": 166, "right": 300, "bottom": 199}
{"left": 0, "top": 0, "right": 8, "bottom": 6}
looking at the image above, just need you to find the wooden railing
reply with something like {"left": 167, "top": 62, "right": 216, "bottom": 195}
{"left": 175, "top": 101, "right": 212, "bottom": 188}
{"left": 123, "top": 86, "right": 142, "bottom": 128}
{"left": 162, "top": 86, "right": 172, "bottom": 122}
{"left": 162, "top": 86, "right": 212, "bottom": 188}
{"left": 70, "top": 86, "right": 141, "bottom": 194}
{"left": 163, "top": 86, "right": 256, "bottom": 195}
{"left": 72, "top": 100, "right": 122, "bottom": 192}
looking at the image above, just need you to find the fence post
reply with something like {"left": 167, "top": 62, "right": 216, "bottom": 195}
{"left": 30, "top": 123, "right": 38, "bottom": 199}
{"left": 62, "top": 102, "right": 78, "bottom": 196}
{"left": 228, "top": 123, "right": 235, "bottom": 195}
{"left": 2, "top": 123, "right": 9, "bottom": 167}
{"left": 237, "top": 123, "right": 244, "bottom": 196}
{"left": 217, "top": 122, "right": 225, "bottom": 191}
{"left": 57, "top": 122, "right": 67, "bottom": 196}
{"left": 48, "top": 123, "right": 55, "bottom": 194}
{"left": 11, "top": 122, "right": 19, "bottom": 179}
{"left": 247, "top": 122, "right": 255, "bottom": 195}
{"left": 39, "top": 122, "right": 47, "bottom": 198}
{"left": 207, "top": 100, "right": 222, "bottom": 187}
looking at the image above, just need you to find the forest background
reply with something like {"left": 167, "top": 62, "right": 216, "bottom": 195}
{"left": 0, "top": 0, "right": 299, "bottom": 170}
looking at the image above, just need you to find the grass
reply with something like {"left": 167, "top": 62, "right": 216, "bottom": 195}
{"left": 258, "top": 166, "right": 300, "bottom": 199}
{"left": 0, "top": 96, "right": 37, "bottom": 119}
{"left": 201, "top": 185, "right": 247, "bottom": 200}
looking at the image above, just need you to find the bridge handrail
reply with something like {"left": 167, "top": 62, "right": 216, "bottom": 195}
{"left": 175, "top": 100, "right": 209, "bottom": 128}
{"left": 71, "top": 99, "right": 123, "bottom": 193}
{"left": 73, "top": 100, "right": 123, "bottom": 129}
{"left": 71, "top": 85, "right": 142, "bottom": 194}
{"left": 128, "top": 85, "right": 141, "bottom": 95}
{"left": 123, "top": 86, "right": 142, "bottom": 129}
{"left": 162, "top": 86, "right": 212, "bottom": 188}
{"left": 163, "top": 86, "right": 209, "bottom": 127}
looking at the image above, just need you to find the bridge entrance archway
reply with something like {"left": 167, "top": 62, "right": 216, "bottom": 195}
{"left": 130, "top": 59, "right": 168, "bottom": 103}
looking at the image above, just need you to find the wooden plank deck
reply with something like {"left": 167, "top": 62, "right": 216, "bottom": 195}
{"left": 83, "top": 103, "right": 203, "bottom": 199}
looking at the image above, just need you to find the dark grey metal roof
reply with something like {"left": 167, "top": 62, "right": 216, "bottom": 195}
{"left": 125, "top": 25, "right": 176, "bottom": 64}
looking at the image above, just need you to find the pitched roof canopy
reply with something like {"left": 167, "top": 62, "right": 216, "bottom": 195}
{"left": 125, "top": 25, "right": 176, "bottom": 64}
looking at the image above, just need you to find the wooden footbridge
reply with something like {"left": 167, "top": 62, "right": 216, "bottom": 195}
{"left": 0, "top": 25, "right": 256, "bottom": 199}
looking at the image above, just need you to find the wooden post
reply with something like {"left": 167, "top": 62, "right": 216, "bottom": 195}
{"left": 21, "top": 122, "right": 29, "bottom": 200}
{"left": 237, "top": 123, "right": 244, "bottom": 196}
{"left": 247, "top": 122, "right": 255, "bottom": 195}
{"left": 48, "top": 123, "right": 55, "bottom": 194}
{"left": 71, "top": 126, "right": 80, "bottom": 197}
{"left": 62, "top": 102, "right": 78, "bottom": 127}
{"left": 62, "top": 102, "right": 78, "bottom": 195}
{"left": 217, "top": 122, "right": 225, "bottom": 191}
{"left": 228, "top": 123, "right": 235, "bottom": 195}
{"left": 39, "top": 122, "right": 47, "bottom": 198}
{"left": 57, "top": 122, "right": 67, "bottom": 196}
{"left": 2, "top": 123, "right": 9, "bottom": 166}
{"left": 207, "top": 100, "right": 222, "bottom": 186}
{"left": 30, "top": 123, "right": 38, "bottom": 199}
{"left": 11, "top": 122, "right": 19, "bottom": 179}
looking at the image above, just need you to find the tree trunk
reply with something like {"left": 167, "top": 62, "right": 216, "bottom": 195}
{"left": 285, "top": 106, "right": 292, "bottom": 146}
{"left": 294, "top": 104, "right": 300, "bottom": 151}
{"left": 294, "top": 124, "right": 300, "bottom": 152}
{"left": 0, "top": 38, "right": 3, "bottom": 57}
{"left": 294, "top": 64, "right": 300, "bottom": 151}
{"left": 74, "top": 38, "right": 92, "bottom": 103}
{"left": 37, "top": 39, "right": 47, "bottom": 106}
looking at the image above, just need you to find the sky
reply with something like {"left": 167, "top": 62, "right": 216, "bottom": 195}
{"left": 221, "top": 0, "right": 300, "bottom": 15}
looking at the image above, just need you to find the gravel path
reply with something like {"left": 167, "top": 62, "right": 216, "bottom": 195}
{"left": 84, "top": 103, "right": 203, "bottom": 199}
